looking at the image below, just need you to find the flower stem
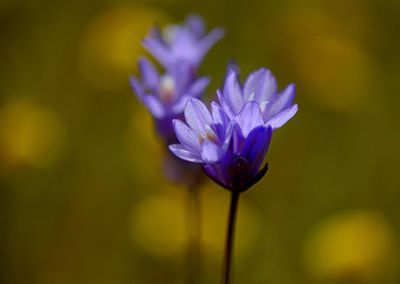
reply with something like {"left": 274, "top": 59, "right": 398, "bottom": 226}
{"left": 186, "top": 185, "right": 202, "bottom": 284}
{"left": 222, "top": 191, "right": 240, "bottom": 284}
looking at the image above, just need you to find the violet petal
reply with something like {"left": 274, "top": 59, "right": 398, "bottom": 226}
{"left": 184, "top": 98, "right": 212, "bottom": 134}
{"left": 169, "top": 144, "right": 202, "bottom": 163}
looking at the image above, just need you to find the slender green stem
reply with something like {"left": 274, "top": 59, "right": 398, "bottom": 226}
{"left": 222, "top": 191, "right": 240, "bottom": 284}
{"left": 186, "top": 185, "right": 202, "bottom": 284}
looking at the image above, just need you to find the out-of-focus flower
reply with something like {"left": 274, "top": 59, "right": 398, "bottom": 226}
{"left": 143, "top": 15, "right": 224, "bottom": 72}
{"left": 169, "top": 97, "right": 273, "bottom": 192}
{"left": 219, "top": 69, "right": 298, "bottom": 130}
{"left": 130, "top": 57, "right": 209, "bottom": 143}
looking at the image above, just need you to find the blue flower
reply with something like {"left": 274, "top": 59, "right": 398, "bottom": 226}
{"left": 130, "top": 57, "right": 209, "bottom": 143}
{"left": 169, "top": 68, "right": 298, "bottom": 191}
{"left": 218, "top": 68, "right": 298, "bottom": 130}
{"left": 142, "top": 15, "right": 224, "bottom": 72}
{"left": 169, "top": 98, "right": 273, "bottom": 191}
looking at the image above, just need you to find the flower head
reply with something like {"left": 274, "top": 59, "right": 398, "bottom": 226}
{"left": 169, "top": 98, "right": 273, "bottom": 192}
{"left": 169, "top": 67, "right": 298, "bottom": 191}
{"left": 219, "top": 68, "right": 298, "bottom": 130}
{"left": 143, "top": 15, "right": 224, "bottom": 72}
{"left": 130, "top": 57, "right": 209, "bottom": 143}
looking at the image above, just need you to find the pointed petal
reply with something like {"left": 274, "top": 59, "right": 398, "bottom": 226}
{"left": 188, "top": 77, "right": 210, "bottom": 97}
{"left": 138, "top": 57, "right": 159, "bottom": 89}
{"left": 142, "top": 95, "right": 165, "bottom": 119}
{"left": 130, "top": 76, "right": 144, "bottom": 99}
{"left": 235, "top": 101, "right": 264, "bottom": 137}
{"left": 185, "top": 15, "right": 205, "bottom": 37}
{"left": 263, "top": 83, "right": 295, "bottom": 120}
{"left": 184, "top": 98, "right": 212, "bottom": 134}
{"left": 242, "top": 126, "right": 272, "bottom": 174}
{"left": 173, "top": 119, "right": 201, "bottom": 152}
{"left": 256, "top": 69, "right": 277, "bottom": 102}
{"left": 223, "top": 71, "right": 244, "bottom": 114}
{"left": 169, "top": 144, "right": 203, "bottom": 163}
{"left": 201, "top": 140, "right": 224, "bottom": 163}
{"left": 211, "top": 101, "right": 226, "bottom": 126}
{"left": 130, "top": 76, "right": 165, "bottom": 119}
{"left": 243, "top": 68, "right": 267, "bottom": 101}
{"left": 230, "top": 123, "right": 245, "bottom": 154}
{"left": 197, "top": 27, "right": 224, "bottom": 62}
{"left": 222, "top": 120, "right": 235, "bottom": 150}
{"left": 170, "top": 61, "right": 191, "bottom": 93}
{"left": 217, "top": 90, "right": 235, "bottom": 119}
{"left": 171, "top": 95, "right": 190, "bottom": 114}
{"left": 202, "top": 164, "right": 229, "bottom": 189}
{"left": 267, "top": 104, "right": 298, "bottom": 129}
{"left": 142, "top": 37, "right": 170, "bottom": 67}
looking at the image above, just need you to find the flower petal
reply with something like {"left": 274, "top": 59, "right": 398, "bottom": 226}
{"left": 256, "top": 69, "right": 277, "bottom": 102}
{"left": 267, "top": 104, "right": 298, "bottom": 129}
{"left": 138, "top": 57, "right": 159, "bottom": 89}
{"left": 170, "top": 61, "right": 191, "bottom": 92}
{"left": 142, "top": 37, "right": 170, "bottom": 67}
{"left": 184, "top": 98, "right": 212, "bottom": 134}
{"left": 141, "top": 95, "right": 165, "bottom": 119}
{"left": 217, "top": 90, "right": 235, "bottom": 119}
{"left": 235, "top": 101, "right": 264, "bottom": 137}
{"left": 263, "top": 83, "right": 296, "bottom": 121}
{"left": 188, "top": 77, "right": 210, "bottom": 97}
{"left": 211, "top": 101, "right": 226, "bottom": 126}
{"left": 242, "top": 126, "right": 272, "bottom": 174}
{"left": 185, "top": 15, "right": 205, "bottom": 37}
{"left": 171, "top": 95, "right": 190, "bottom": 114}
{"left": 201, "top": 140, "right": 224, "bottom": 163}
{"left": 223, "top": 71, "right": 244, "bottom": 114}
{"left": 203, "top": 163, "right": 229, "bottom": 189}
{"left": 230, "top": 123, "right": 245, "bottom": 154}
{"left": 197, "top": 27, "right": 224, "bottom": 62}
{"left": 173, "top": 119, "right": 201, "bottom": 152}
{"left": 130, "top": 76, "right": 144, "bottom": 99}
{"left": 243, "top": 68, "right": 267, "bottom": 101}
{"left": 222, "top": 120, "right": 235, "bottom": 151}
{"left": 169, "top": 144, "right": 203, "bottom": 163}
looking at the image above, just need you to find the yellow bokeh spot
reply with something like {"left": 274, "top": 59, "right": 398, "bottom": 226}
{"left": 303, "top": 210, "right": 398, "bottom": 282}
{"left": 129, "top": 190, "right": 187, "bottom": 257}
{"left": 79, "top": 4, "right": 170, "bottom": 91}
{"left": 0, "top": 98, "right": 65, "bottom": 169}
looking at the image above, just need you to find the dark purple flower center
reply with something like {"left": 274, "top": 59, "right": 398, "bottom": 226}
{"left": 228, "top": 155, "right": 252, "bottom": 191}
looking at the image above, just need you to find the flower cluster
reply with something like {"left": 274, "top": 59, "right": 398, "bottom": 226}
{"left": 169, "top": 69, "right": 298, "bottom": 191}
{"left": 130, "top": 15, "right": 298, "bottom": 284}
{"left": 131, "top": 15, "right": 298, "bottom": 191}
{"left": 131, "top": 15, "right": 224, "bottom": 144}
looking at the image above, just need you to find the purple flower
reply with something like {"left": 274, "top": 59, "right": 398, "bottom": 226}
{"left": 169, "top": 98, "right": 273, "bottom": 192}
{"left": 143, "top": 15, "right": 224, "bottom": 72}
{"left": 169, "top": 67, "right": 298, "bottom": 191}
{"left": 218, "top": 68, "right": 298, "bottom": 130}
{"left": 130, "top": 57, "right": 209, "bottom": 143}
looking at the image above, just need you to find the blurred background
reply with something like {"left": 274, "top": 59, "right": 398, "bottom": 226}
{"left": 1, "top": 0, "right": 399, "bottom": 283}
